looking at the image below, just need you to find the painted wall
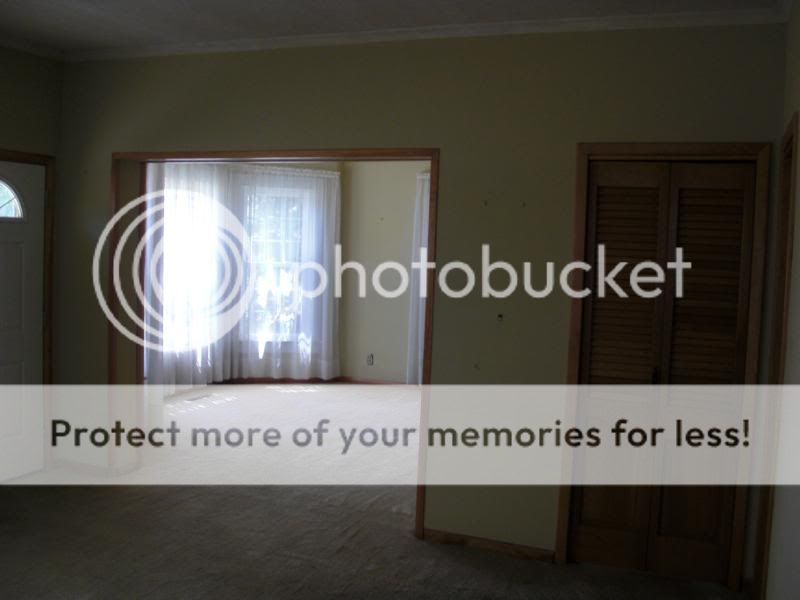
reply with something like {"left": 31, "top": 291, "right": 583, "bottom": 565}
{"left": 767, "top": 3, "right": 800, "bottom": 599}
{"left": 339, "top": 160, "right": 428, "bottom": 382}
{"left": 0, "top": 47, "right": 61, "bottom": 155}
{"left": 51, "top": 25, "right": 785, "bottom": 550}
{"left": 785, "top": 2, "right": 800, "bottom": 123}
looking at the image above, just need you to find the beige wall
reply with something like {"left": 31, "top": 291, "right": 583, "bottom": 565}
{"left": 0, "top": 47, "right": 61, "bottom": 155}
{"left": 340, "top": 160, "right": 428, "bottom": 382}
{"left": 768, "top": 3, "right": 800, "bottom": 599}
{"left": 49, "top": 25, "right": 785, "bottom": 550}
{"left": 785, "top": 3, "right": 800, "bottom": 124}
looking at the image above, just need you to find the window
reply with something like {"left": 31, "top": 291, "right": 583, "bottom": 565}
{"left": 245, "top": 187, "right": 308, "bottom": 350}
{"left": 0, "top": 181, "right": 22, "bottom": 219}
{"left": 144, "top": 162, "right": 340, "bottom": 383}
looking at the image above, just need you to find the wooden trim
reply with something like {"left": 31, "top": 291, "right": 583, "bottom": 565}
{"left": 0, "top": 149, "right": 53, "bottom": 166}
{"left": 216, "top": 377, "right": 340, "bottom": 384}
{"left": 0, "top": 148, "right": 55, "bottom": 384}
{"left": 111, "top": 148, "right": 438, "bottom": 162}
{"left": 554, "top": 486, "right": 572, "bottom": 564}
{"left": 578, "top": 142, "right": 770, "bottom": 162}
{"left": 744, "top": 144, "right": 772, "bottom": 384}
{"left": 423, "top": 528, "right": 555, "bottom": 562}
{"left": 559, "top": 141, "right": 772, "bottom": 586}
{"left": 753, "top": 486, "right": 777, "bottom": 600}
{"left": 748, "top": 393, "right": 782, "bottom": 597}
{"left": 415, "top": 150, "right": 440, "bottom": 538}
{"left": 414, "top": 485, "right": 427, "bottom": 539}
{"left": 769, "top": 114, "right": 798, "bottom": 384}
{"left": 414, "top": 386, "right": 432, "bottom": 538}
{"left": 422, "top": 150, "right": 439, "bottom": 387}
{"left": 215, "top": 376, "right": 404, "bottom": 385}
{"left": 334, "top": 376, "right": 405, "bottom": 385}
{"left": 565, "top": 145, "right": 589, "bottom": 385}
{"left": 727, "top": 486, "right": 750, "bottom": 590}
{"left": 557, "top": 143, "right": 590, "bottom": 560}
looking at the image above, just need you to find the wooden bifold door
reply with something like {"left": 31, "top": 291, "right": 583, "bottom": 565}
{"left": 567, "top": 147, "right": 768, "bottom": 587}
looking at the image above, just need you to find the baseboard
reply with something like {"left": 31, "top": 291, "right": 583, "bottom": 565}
{"left": 422, "top": 527, "right": 555, "bottom": 562}
{"left": 215, "top": 377, "right": 337, "bottom": 384}
{"left": 215, "top": 376, "right": 404, "bottom": 385}
{"left": 44, "top": 457, "right": 140, "bottom": 478}
{"left": 335, "top": 376, "right": 405, "bottom": 385}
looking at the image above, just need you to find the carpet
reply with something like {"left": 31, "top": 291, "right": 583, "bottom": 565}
{"left": 0, "top": 486, "right": 745, "bottom": 599}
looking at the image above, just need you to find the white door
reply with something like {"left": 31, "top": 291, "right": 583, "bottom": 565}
{"left": 0, "top": 160, "right": 45, "bottom": 481}
{"left": 0, "top": 160, "right": 45, "bottom": 384}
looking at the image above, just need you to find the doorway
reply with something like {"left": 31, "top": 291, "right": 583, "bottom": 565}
{"left": 0, "top": 150, "right": 53, "bottom": 481}
{"left": 0, "top": 150, "right": 53, "bottom": 384}
{"left": 106, "top": 148, "right": 439, "bottom": 534}
{"left": 107, "top": 149, "right": 438, "bottom": 388}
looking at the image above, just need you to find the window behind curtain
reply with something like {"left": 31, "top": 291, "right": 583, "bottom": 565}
{"left": 145, "top": 163, "right": 340, "bottom": 386}
{"left": 245, "top": 187, "right": 308, "bottom": 351}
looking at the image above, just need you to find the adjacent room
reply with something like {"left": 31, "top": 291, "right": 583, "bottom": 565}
{"left": 126, "top": 158, "right": 432, "bottom": 387}
{"left": 1, "top": 1, "right": 800, "bottom": 598}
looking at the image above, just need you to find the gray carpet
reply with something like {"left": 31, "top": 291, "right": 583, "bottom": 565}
{"left": 0, "top": 487, "right": 744, "bottom": 599}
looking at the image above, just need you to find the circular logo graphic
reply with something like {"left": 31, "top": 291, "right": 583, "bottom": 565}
{"left": 93, "top": 189, "right": 255, "bottom": 352}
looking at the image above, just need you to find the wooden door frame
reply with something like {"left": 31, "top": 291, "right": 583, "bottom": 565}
{"left": 108, "top": 148, "right": 439, "bottom": 534}
{"left": 557, "top": 142, "right": 771, "bottom": 591}
{"left": 0, "top": 149, "right": 55, "bottom": 384}
{"left": 767, "top": 116, "right": 798, "bottom": 386}
{"left": 752, "top": 113, "right": 799, "bottom": 600}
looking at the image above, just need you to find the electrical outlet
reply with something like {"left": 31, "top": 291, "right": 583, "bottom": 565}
{"left": 366, "top": 353, "right": 374, "bottom": 366}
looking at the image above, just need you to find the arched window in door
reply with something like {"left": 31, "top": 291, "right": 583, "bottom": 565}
{"left": 0, "top": 180, "right": 23, "bottom": 219}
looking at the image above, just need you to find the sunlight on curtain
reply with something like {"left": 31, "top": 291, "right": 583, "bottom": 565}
{"left": 145, "top": 163, "right": 340, "bottom": 388}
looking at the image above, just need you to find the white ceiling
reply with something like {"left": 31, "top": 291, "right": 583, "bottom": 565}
{"left": 0, "top": 0, "right": 792, "bottom": 61}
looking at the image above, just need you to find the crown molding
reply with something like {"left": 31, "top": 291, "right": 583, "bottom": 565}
{"left": 5, "top": 5, "right": 791, "bottom": 63}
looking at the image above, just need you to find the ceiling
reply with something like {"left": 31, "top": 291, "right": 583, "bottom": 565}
{"left": 0, "top": 0, "right": 791, "bottom": 61}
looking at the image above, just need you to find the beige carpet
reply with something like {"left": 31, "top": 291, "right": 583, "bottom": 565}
{"left": 0, "top": 486, "right": 744, "bottom": 599}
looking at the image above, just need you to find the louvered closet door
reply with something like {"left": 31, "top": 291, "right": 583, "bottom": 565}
{"left": 568, "top": 162, "right": 670, "bottom": 569}
{"left": 570, "top": 161, "right": 756, "bottom": 584}
{"left": 660, "top": 163, "right": 755, "bottom": 384}
{"left": 646, "top": 162, "right": 756, "bottom": 584}
{"left": 579, "top": 162, "right": 671, "bottom": 384}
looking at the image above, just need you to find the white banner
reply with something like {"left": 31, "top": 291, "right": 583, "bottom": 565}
{"left": 0, "top": 385, "right": 792, "bottom": 485}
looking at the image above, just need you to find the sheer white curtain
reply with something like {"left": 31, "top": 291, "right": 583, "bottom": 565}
{"left": 145, "top": 163, "right": 340, "bottom": 388}
{"left": 406, "top": 172, "right": 430, "bottom": 384}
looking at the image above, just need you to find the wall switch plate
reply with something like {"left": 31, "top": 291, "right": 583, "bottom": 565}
{"left": 366, "top": 353, "right": 374, "bottom": 366}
